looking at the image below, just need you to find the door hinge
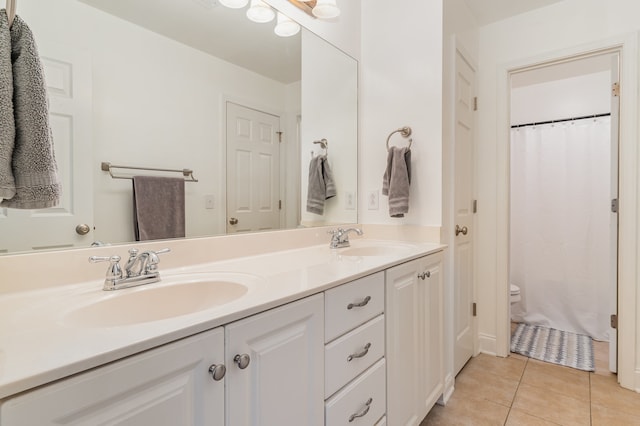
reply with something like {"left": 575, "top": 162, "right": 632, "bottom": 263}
{"left": 611, "top": 314, "right": 618, "bottom": 329}
{"left": 473, "top": 97, "right": 478, "bottom": 111}
{"left": 279, "top": 200, "right": 282, "bottom": 210}
{"left": 472, "top": 302, "right": 477, "bottom": 317}
{"left": 473, "top": 199, "right": 478, "bottom": 214}
{"left": 612, "top": 82, "right": 620, "bottom": 97}
{"left": 276, "top": 131, "right": 283, "bottom": 143}
{"left": 611, "top": 198, "right": 618, "bottom": 213}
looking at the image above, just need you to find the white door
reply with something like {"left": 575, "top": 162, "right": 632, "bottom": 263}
{"left": 0, "top": 42, "right": 93, "bottom": 253}
{"left": 0, "top": 328, "right": 225, "bottom": 425}
{"left": 226, "top": 102, "right": 281, "bottom": 233}
{"left": 453, "top": 50, "right": 475, "bottom": 375}
{"left": 225, "top": 294, "right": 324, "bottom": 426}
{"left": 609, "top": 53, "right": 620, "bottom": 373}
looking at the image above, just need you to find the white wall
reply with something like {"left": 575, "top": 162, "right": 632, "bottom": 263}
{"left": 19, "top": 0, "right": 295, "bottom": 245}
{"left": 360, "top": 0, "right": 443, "bottom": 227}
{"left": 475, "top": 0, "right": 640, "bottom": 390}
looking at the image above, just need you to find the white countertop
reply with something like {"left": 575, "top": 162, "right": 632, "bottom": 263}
{"left": 0, "top": 238, "right": 444, "bottom": 400}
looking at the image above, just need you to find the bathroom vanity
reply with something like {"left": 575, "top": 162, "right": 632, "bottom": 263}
{"left": 0, "top": 234, "right": 444, "bottom": 425}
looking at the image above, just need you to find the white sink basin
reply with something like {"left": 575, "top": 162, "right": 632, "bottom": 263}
{"left": 63, "top": 273, "right": 256, "bottom": 327}
{"left": 338, "top": 241, "right": 415, "bottom": 257}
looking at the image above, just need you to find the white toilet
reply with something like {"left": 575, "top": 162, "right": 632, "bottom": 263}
{"left": 510, "top": 284, "right": 522, "bottom": 321}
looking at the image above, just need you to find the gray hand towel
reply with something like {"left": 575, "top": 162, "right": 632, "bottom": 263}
{"left": 382, "top": 147, "right": 411, "bottom": 217}
{"left": 0, "top": 10, "right": 16, "bottom": 200}
{"left": 133, "top": 176, "right": 185, "bottom": 241}
{"left": 0, "top": 14, "right": 61, "bottom": 209}
{"left": 306, "top": 155, "right": 336, "bottom": 215}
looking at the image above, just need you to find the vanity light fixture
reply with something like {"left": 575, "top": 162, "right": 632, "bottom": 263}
{"left": 219, "top": 0, "right": 250, "bottom": 8}
{"left": 246, "top": 0, "right": 276, "bottom": 23}
{"left": 274, "top": 12, "right": 300, "bottom": 37}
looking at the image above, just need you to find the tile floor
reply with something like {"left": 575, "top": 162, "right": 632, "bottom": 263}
{"left": 422, "top": 332, "right": 640, "bottom": 425}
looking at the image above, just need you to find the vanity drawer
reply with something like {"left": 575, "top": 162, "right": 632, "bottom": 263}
{"left": 325, "top": 314, "right": 385, "bottom": 398}
{"left": 325, "top": 358, "right": 386, "bottom": 426}
{"left": 325, "top": 272, "right": 384, "bottom": 342}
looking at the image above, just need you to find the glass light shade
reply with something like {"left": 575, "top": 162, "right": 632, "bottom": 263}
{"left": 246, "top": 0, "right": 275, "bottom": 23}
{"left": 274, "top": 12, "right": 300, "bottom": 37}
{"left": 219, "top": 0, "right": 249, "bottom": 9}
{"left": 312, "top": 0, "right": 340, "bottom": 19}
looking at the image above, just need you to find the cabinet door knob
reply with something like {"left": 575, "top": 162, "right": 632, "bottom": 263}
{"left": 234, "top": 353, "right": 251, "bottom": 369}
{"left": 348, "top": 398, "right": 373, "bottom": 422}
{"left": 347, "top": 343, "right": 371, "bottom": 362}
{"left": 455, "top": 225, "right": 468, "bottom": 236}
{"left": 418, "top": 271, "right": 431, "bottom": 280}
{"left": 208, "top": 364, "right": 226, "bottom": 381}
{"left": 347, "top": 295, "right": 371, "bottom": 310}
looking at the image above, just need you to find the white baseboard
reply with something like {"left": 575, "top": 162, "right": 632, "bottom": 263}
{"left": 437, "top": 373, "right": 455, "bottom": 406}
{"left": 478, "top": 333, "right": 497, "bottom": 356}
{"left": 635, "top": 368, "right": 640, "bottom": 393}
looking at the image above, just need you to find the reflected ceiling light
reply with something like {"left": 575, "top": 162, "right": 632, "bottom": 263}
{"left": 246, "top": 0, "right": 275, "bottom": 23}
{"left": 311, "top": 0, "right": 340, "bottom": 19}
{"left": 274, "top": 12, "right": 300, "bottom": 37}
{"left": 219, "top": 0, "right": 249, "bottom": 9}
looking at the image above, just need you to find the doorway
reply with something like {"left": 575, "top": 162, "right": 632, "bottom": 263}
{"left": 507, "top": 51, "right": 619, "bottom": 372}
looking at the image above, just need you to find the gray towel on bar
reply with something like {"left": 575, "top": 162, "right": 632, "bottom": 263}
{"left": 306, "top": 155, "right": 336, "bottom": 215}
{"left": 382, "top": 146, "right": 411, "bottom": 217}
{"left": 0, "top": 13, "right": 61, "bottom": 209}
{"left": 133, "top": 176, "right": 185, "bottom": 241}
{"left": 0, "top": 10, "right": 15, "bottom": 200}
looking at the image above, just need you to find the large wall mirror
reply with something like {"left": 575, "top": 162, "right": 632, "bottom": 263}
{"left": 0, "top": 0, "right": 357, "bottom": 254}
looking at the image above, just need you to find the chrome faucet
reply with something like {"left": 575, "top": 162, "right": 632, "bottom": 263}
{"left": 328, "top": 227, "right": 363, "bottom": 249}
{"left": 90, "top": 248, "right": 170, "bottom": 291}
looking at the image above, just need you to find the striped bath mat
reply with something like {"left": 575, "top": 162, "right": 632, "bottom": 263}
{"left": 510, "top": 323, "right": 595, "bottom": 372}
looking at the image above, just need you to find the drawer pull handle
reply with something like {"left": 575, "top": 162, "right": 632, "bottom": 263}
{"left": 234, "top": 353, "right": 251, "bottom": 369}
{"left": 347, "top": 296, "right": 371, "bottom": 310}
{"left": 348, "top": 398, "right": 373, "bottom": 422}
{"left": 418, "top": 271, "right": 431, "bottom": 280}
{"left": 208, "top": 364, "right": 226, "bottom": 381}
{"left": 347, "top": 343, "right": 372, "bottom": 362}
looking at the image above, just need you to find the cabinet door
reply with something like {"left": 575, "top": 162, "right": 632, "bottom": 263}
{"left": 225, "top": 294, "right": 324, "bottom": 426}
{"left": 420, "top": 253, "right": 444, "bottom": 416}
{"left": 385, "top": 258, "right": 422, "bottom": 426}
{"left": 0, "top": 328, "right": 225, "bottom": 426}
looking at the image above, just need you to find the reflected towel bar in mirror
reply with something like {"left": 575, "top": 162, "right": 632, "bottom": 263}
{"left": 101, "top": 162, "right": 198, "bottom": 182}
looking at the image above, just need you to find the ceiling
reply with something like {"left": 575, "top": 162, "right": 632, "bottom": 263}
{"left": 463, "top": 0, "right": 565, "bottom": 26}
{"left": 80, "top": 0, "right": 301, "bottom": 84}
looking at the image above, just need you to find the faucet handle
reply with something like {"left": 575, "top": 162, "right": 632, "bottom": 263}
{"left": 142, "top": 248, "right": 171, "bottom": 273}
{"left": 89, "top": 255, "right": 123, "bottom": 281}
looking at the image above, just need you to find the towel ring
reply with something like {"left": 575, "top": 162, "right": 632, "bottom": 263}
{"left": 386, "top": 126, "right": 412, "bottom": 151}
{"left": 313, "top": 138, "right": 328, "bottom": 155}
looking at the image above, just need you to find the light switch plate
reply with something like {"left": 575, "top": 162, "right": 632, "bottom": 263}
{"left": 205, "top": 194, "right": 215, "bottom": 209}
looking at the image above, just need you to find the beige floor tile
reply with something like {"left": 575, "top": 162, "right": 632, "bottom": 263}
{"left": 509, "top": 352, "right": 529, "bottom": 362}
{"left": 463, "top": 353, "right": 527, "bottom": 382}
{"left": 512, "top": 383, "right": 590, "bottom": 426}
{"left": 421, "top": 392, "right": 509, "bottom": 426}
{"left": 591, "top": 373, "right": 640, "bottom": 418}
{"left": 591, "top": 402, "right": 640, "bottom": 425}
{"left": 506, "top": 409, "right": 562, "bottom": 425}
{"left": 592, "top": 340, "right": 614, "bottom": 377}
{"left": 455, "top": 362, "right": 520, "bottom": 407}
{"left": 521, "top": 359, "right": 590, "bottom": 401}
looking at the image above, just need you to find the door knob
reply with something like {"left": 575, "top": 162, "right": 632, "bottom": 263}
{"left": 455, "top": 225, "right": 468, "bottom": 236}
{"left": 208, "top": 363, "right": 226, "bottom": 381}
{"left": 76, "top": 224, "right": 91, "bottom": 235}
{"left": 229, "top": 217, "right": 238, "bottom": 225}
{"left": 234, "top": 353, "right": 250, "bottom": 369}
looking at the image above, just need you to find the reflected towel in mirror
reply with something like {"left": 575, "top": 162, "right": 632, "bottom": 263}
{"left": 382, "top": 146, "right": 411, "bottom": 217}
{"left": 133, "top": 176, "right": 185, "bottom": 241}
{"left": 306, "top": 155, "right": 336, "bottom": 215}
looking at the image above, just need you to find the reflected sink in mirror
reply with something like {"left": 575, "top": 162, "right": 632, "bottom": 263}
{"left": 64, "top": 273, "right": 258, "bottom": 327}
{"left": 338, "top": 241, "right": 415, "bottom": 257}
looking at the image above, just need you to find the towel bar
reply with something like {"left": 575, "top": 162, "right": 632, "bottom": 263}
{"left": 386, "top": 126, "right": 413, "bottom": 151}
{"left": 6, "top": 0, "right": 16, "bottom": 27}
{"left": 101, "top": 162, "right": 198, "bottom": 182}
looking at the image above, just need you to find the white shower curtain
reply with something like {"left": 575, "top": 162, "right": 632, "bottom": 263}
{"left": 510, "top": 117, "right": 611, "bottom": 341}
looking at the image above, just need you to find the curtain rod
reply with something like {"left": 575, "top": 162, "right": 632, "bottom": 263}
{"left": 511, "top": 112, "right": 611, "bottom": 129}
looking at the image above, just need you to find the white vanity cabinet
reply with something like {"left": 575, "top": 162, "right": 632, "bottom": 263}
{"left": 324, "top": 272, "right": 386, "bottom": 425}
{"left": 0, "top": 327, "right": 226, "bottom": 426}
{"left": 225, "top": 293, "right": 324, "bottom": 426}
{"left": 385, "top": 252, "right": 444, "bottom": 425}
